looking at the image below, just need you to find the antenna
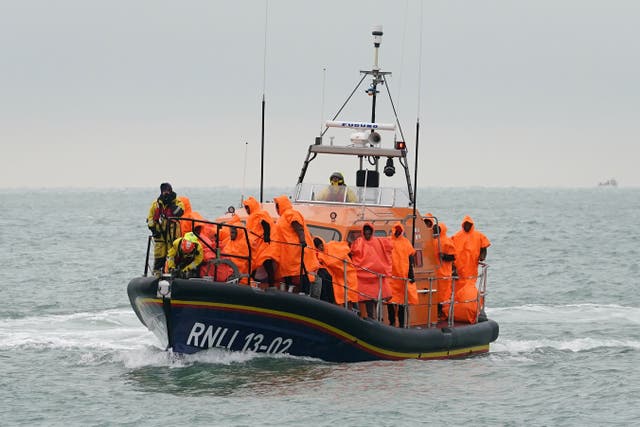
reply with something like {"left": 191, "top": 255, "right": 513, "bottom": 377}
{"left": 411, "top": 0, "right": 424, "bottom": 248}
{"left": 259, "top": 0, "right": 269, "bottom": 203}
{"left": 397, "top": 0, "right": 409, "bottom": 117}
{"left": 372, "top": 25, "right": 383, "bottom": 71}
{"left": 319, "top": 67, "right": 327, "bottom": 136}
{"left": 369, "top": 25, "right": 383, "bottom": 124}
{"left": 240, "top": 141, "right": 249, "bottom": 207}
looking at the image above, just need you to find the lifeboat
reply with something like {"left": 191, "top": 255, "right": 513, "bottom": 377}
{"left": 127, "top": 27, "right": 499, "bottom": 362}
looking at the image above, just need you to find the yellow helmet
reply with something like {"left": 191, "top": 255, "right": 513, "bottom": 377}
{"left": 329, "top": 172, "right": 344, "bottom": 185}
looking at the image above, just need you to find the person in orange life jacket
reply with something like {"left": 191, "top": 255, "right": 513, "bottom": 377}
{"left": 192, "top": 222, "right": 235, "bottom": 282}
{"left": 217, "top": 213, "right": 243, "bottom": 248}
{"left": 316, "top": 172, "right": 357, "bottom": 202}
{"left": 312, "top": 237, "right": 336, "bottom": 303}
{"left": 165, "top": 232, "right": 204, "bottom": 278}
{"left": 273, "top": 195, "right": 319, "bottom": 293}
{"left": 243, "top": 196, "right": 278, "bottom": 286}
{"left": 178, "top": 196, "right": 204, "bottom": 236}
{"left": 387, "top": 222, "right": 416, "bottom": 328}
{"left": 451, "top": 215, "right": 490, "bottom": 289}
{"left": 423, "top": 213, "right": 435, "bottom": 230}
{"left": 426, "top": 220, "right": 456, "bottom": 320}
{"left": 313, "top": 236, "right": 360, "bottom": 307}
{"left": 350, "top": 222, "right": 393, "bottom": 320}
{"left": 193, "top": 222, "right": 218, "bottom": 265}
{"left": 222, "top": 226, "right": 250, "bottom": 284}
{"left": 147, "top": 183, "right": 185, "bottom": 275}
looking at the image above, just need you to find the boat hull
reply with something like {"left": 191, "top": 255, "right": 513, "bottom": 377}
{"left": 128, "top": 277, "right": 499, "bottom": 363}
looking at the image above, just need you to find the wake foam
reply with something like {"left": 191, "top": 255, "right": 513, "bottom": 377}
{"left": 0, "top": 308, "right": 291, "bottom": 368}
{"left": 0, "top": 308, "right": 155, "bottom": 351}
{"left": 492, "top": 337, "right": 640, "bottom": 354}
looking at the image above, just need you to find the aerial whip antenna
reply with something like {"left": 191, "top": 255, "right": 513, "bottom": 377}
{"left": 319, "top": 67, "right": 327, "bottom": 136}
{"left": 240, "top": 141, "right": 249, "bottom": 207}
{"left": 411, "top": 0, "right": 424, "bottom": 248}
{"left": 397, "top": 0, "right": 409, "bottom": 118}
{"left": 259, "top": 0, "right": 269, "bottom": 203}
{"left": 369, "top": 25, "right": 383, "bottom": 124}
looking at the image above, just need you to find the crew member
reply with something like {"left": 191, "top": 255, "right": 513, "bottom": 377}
{"left": 165, "top": 232, "right": 204, "bottom": 278}
{"left": 146, "top": 182, "right": 185, "bottom": 275}
{"left": 316, "top": 172, "right": 357, "bottom": 202}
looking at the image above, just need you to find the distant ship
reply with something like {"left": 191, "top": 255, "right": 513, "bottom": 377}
{"left": 598, "top": 178, "right": 618, "bottom": 187}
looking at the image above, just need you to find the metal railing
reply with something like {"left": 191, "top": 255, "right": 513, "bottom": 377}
{"left": 145, "top": 221, "right": 489, "bottom": 328}
{"left": 144, "top": 217, "right": 253, "bottom": 284}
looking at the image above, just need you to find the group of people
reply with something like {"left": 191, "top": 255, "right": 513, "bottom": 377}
{"left": 423, "top": 213, "right": 491, "bottom": 324}
{"left": 146, "top": 182, "right": 248, "bottom": 280}
{"left": 146, "top": 180, "right": 491, "bottom": 326}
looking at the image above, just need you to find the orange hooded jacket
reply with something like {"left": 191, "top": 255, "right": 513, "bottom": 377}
{"left": 178, "top": 196, "right": 205, "bottom": 236}
{"left": 242, "top": 196, "right": 279, "bottom": 270}
{"left": 273, "top": 195, "right": 319, "bottom": 278}
{"left": 449, "top": 284, "right": 482, "bottom": 324}
{"left": 388, "top": 222, "right": 418, "bottom": 305}
{"left": 452, "top": 215, "right": 490, "bottom": 289}
{"left": 433, "top": 222, "right": 457, "bottom": 306}
{"left": 217, "top": 213, "right": 242, "bottom": 247}
{"left": 349, "top": 222, "right": 393, "bottom": 301}
{"left": 315, "top": 237, "right": 359, "bottom": 305}
{"left": 222, "top": 226, "right": 250, "bottom": 285}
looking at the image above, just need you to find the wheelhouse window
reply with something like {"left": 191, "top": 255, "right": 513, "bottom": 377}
{"left": 307, "top": 225, "right": 342, "bottom": 243}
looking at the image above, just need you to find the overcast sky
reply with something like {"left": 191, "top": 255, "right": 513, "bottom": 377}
{"left": 1, "top": 0, "right": 638, "bottom": 189}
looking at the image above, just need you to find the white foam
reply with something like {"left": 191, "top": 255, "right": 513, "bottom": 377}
{"left": 112, "top": 345, "right": 269, "bottom": 369}
{"left": 0, "top": 308, "right": 155, "bottom": 351}
{"left": 492, "top": 337, "right": 640, "bottom": 354}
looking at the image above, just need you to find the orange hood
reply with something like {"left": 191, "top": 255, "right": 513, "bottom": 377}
{"left": 391, "top": 221, "right": 405, "bottom": 238}
{"left": 242, "top": 196, "right": 261, "bottom": 214}
{"left": 274, "top": 194, "right": 293, "bottom": 214}
{"left": 462, "top": 215, "right": 475, "bottom": 231}
{"left": 178, "top": 196, "right": 192, "bottom": 214}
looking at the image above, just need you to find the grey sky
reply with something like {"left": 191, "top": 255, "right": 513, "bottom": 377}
{"left": 1, "top": 0, "right": 638, "bottom": 188}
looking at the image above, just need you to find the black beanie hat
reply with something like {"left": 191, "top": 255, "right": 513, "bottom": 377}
{"left": 160, "top": 182, "right": 173, "bottom": 192}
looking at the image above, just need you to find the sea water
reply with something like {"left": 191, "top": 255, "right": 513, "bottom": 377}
{"left": 1, "top": 187, "right": 639, "bottom": 426}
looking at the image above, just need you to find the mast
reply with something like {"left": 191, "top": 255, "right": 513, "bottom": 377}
{"left": 369, "top": 26, "right": 383, "bottom": 124}
{"left": 412, "top": 0, "right": 425, "bottom": 246}
{"left": 259, "top": 0, "right": 269, "bottom": 203}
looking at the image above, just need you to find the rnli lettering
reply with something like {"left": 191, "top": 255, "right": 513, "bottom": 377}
{"left": 186, "top": 322, "right": 239, "bottom": 349}
{"left": 186, "top": 322, "right": 293, "bottom": 354}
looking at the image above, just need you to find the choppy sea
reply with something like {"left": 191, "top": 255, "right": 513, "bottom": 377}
{"left": 1, "top": 187, "right": 639, "bottom": 426}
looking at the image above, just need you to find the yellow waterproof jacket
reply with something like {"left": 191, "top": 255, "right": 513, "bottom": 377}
{"left": 147, "top": 194, "right": 185, "bottom": 243}
{"left": 165, "top": 232, "right": 204, "bottom": 273}
{"left": 317, "top": 184, "right": 357, "bottom": 202}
